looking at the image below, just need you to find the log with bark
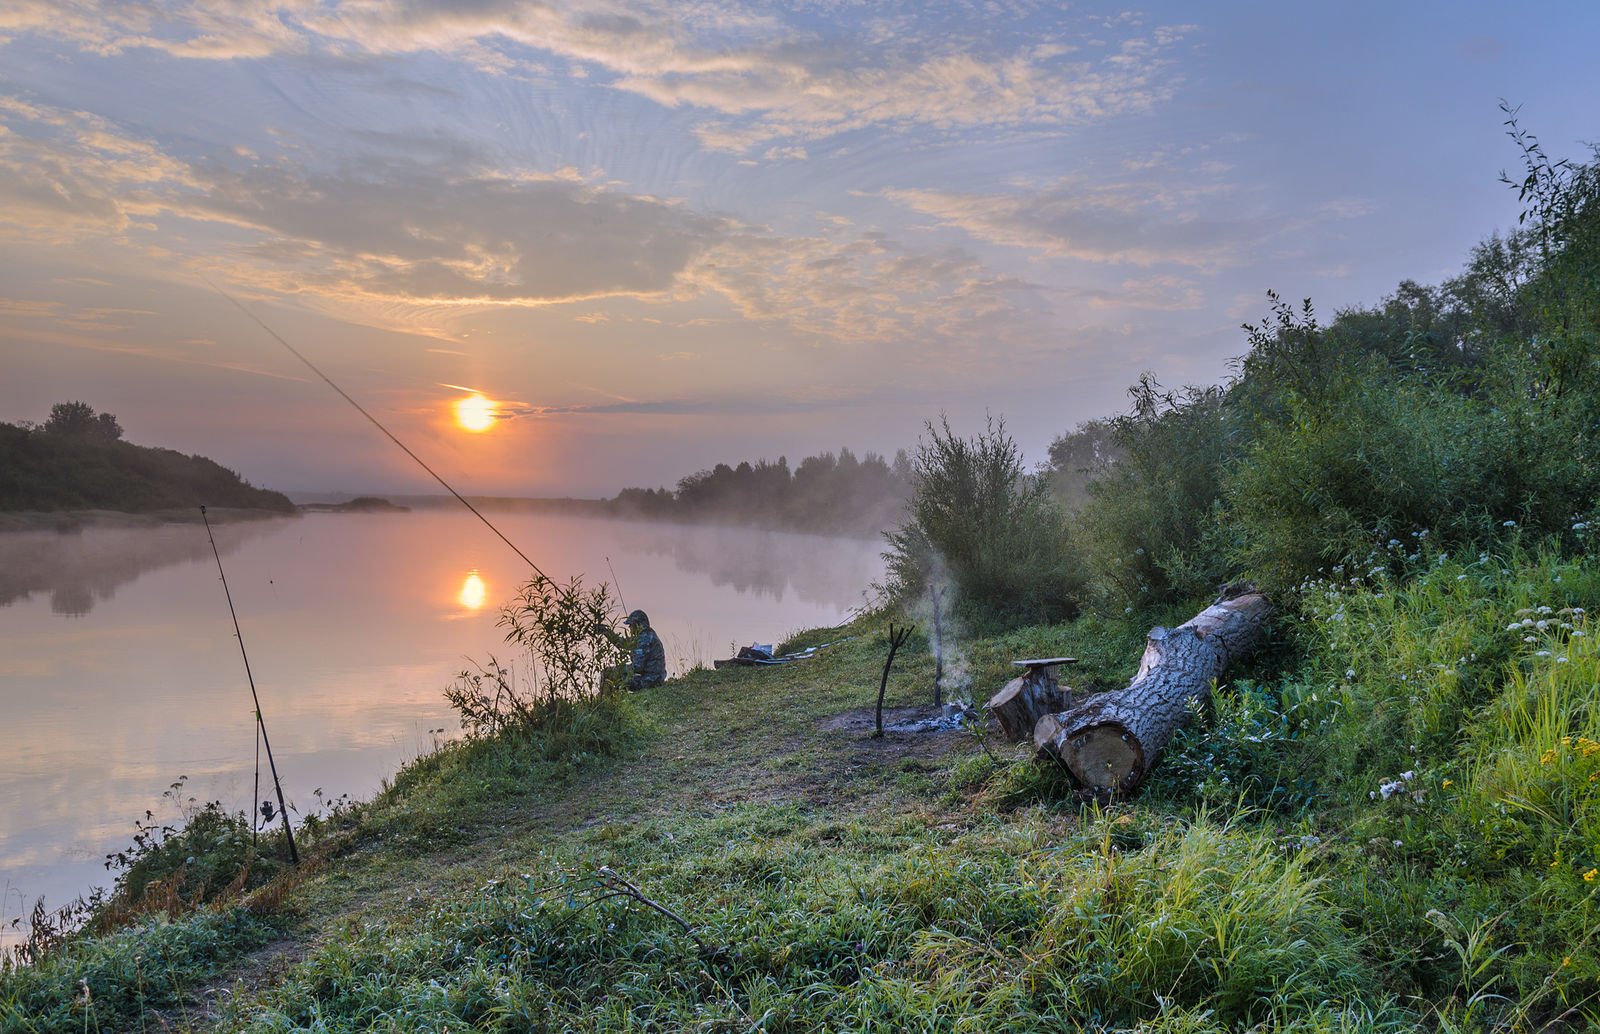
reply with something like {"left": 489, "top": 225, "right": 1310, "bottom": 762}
{"left": 1034, "top": 592, "right": 1271, "bottom": 794}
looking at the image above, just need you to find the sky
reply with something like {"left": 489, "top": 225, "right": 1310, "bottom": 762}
{"left": 2, "top": 1, "right": 1597, "bottom": 498}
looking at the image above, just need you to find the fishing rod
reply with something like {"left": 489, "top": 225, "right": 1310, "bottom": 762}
{"left": 605, "top": 555, "right": 628, "bottom": 613}
{"left": 200, "top": 505, "right": 298, "bottom": 865}
{"left": 206, "top": 279, "right": 567, "bottom": 597}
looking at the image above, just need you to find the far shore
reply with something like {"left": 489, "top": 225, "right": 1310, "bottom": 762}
{"left": 0, "top": 507, "right": 298, "bottom": 533}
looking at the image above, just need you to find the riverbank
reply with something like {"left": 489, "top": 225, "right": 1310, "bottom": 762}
{"left": 5, "top": 544, "right": 1599, "bottom": 1030}
{"left": 0, "top": 507, "right": 296, "bottom": 533}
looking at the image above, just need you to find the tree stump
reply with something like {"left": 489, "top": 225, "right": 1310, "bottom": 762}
{"left": 1035, "top": 593, "right": 1270, "bottom": 793}
{"left": 986, "top": 657, "right": 1076, "bottom": 740}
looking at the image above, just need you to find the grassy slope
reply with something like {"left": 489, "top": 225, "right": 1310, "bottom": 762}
{"left": 7, "top": 552, "right": 1600, "bottom": 1031}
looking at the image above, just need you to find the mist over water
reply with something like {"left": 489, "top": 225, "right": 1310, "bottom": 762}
{"left": 0, "top": 511, "right": 882, "bottom": 946}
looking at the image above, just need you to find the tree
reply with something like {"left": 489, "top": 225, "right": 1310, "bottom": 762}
{"left": 884, "top": 415, "right": 1083, "bottom": 628}
{"left": 44, "top": 401, "right": 122, "bottom": 440}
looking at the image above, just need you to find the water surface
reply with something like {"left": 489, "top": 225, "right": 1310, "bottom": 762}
{"left": 0, "top": 511, "right": 883, "bottom": 943}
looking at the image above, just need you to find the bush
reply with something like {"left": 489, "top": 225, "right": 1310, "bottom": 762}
{"left": 883, "top": 415, "right": 1083, "bottom": 630}
{"left": 1075, "top": 376, "right": 1238, "bottom": 607}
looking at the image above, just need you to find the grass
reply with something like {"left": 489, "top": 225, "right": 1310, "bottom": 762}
{"left": 6, "top": 546, "right": 1600, "bottom": 1031}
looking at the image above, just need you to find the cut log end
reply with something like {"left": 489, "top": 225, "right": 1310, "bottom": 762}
{"left": 988, "top": 676, "right": 1072, "bottom": 741}
{"left": 1062, "top": 724, "right": 1145, "bottom": 791}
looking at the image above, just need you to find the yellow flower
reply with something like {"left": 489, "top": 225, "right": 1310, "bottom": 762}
{"left": 1442, "top": 780, "right": 1453, "bottom": 788}
{"left": 1564, "top": 957, "right": 1574, "bottom": 967}
{"left": 1585, "top": 869, "right": 1599, "bottom": 883}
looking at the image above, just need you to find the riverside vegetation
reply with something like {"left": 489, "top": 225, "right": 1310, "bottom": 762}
{"left": 4, "top": 116, "right": 1599, "bottom": 1031}
{"left": 0, "top": 401, "right": 294, "bottom": 516}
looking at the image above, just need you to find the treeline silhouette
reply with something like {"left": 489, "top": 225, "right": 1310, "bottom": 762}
{"left": 606, "top": 448, "right": 912, "bottom": 536}
{"left": 0, "top": 402, "right": 295, "bottom": 513}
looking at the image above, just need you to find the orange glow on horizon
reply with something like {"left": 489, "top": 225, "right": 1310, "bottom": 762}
{"left": 454, "top": 393, "right": 496, "bottom": 432}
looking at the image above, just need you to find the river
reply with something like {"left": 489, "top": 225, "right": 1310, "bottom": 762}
{"left": 0, "top": 510, "right": 885, "bottom": 946}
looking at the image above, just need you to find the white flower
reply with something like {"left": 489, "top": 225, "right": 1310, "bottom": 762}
{"left": 1345, "top": 669, "right": 1356, "bottom": 679}
{"left": 1535, "top": 650, "right": 1552, "bottom": 657}
{"left": 1503, "top": 520, "right": 1517, "bottom": 527}
{"left": 1557, "top": 656, "right": 1569, "bottom": 663}
{"left": 1525, "top": 636, "right": 1539, "bottom": 643}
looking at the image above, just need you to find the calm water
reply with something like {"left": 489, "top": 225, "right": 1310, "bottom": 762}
{"left": 0, "top": 511, "right": 883, "bottom": 944}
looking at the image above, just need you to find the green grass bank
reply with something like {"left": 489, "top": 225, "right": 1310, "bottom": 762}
{"left": 5, "top": 537, "right": 1600, "bottom": 1032}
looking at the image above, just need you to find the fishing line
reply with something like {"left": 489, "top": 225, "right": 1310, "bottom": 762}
{"left": 206, "top": 279, "right": 564, "bottom": 595}
{"left": 201, "top": 505, "right": 299, "bottom": 865}
{"left": 252, "top": 722, "right": 261, "bottom": 850}
{"left": 605, "top": 555, "right": 627, "bottom": 613}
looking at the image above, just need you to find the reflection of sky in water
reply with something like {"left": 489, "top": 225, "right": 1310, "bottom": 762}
{"left": 0, "top": 513, "right": 882, "bottom": 945}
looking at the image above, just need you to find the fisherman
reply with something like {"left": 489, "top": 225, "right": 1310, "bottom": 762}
{"left": 597, "top": 609, "right": 667, "bottom": 691}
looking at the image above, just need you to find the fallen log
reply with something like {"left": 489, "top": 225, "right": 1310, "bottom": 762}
{"left": 986, "top": 657, "right": 1076, "bottom": 741}
{"left": 1034, "top": 592, "right": 1271, "bottom": 794}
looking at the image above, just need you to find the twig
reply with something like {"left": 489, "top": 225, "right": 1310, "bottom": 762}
{"left": 595, "top": 867, "right": 716, "bottom": 956}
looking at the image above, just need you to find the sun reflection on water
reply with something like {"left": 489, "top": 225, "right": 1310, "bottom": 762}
{"left": 458, "top": 571, "right": 487, "bottom": 610}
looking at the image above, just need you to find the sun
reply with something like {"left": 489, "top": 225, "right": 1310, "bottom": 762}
{"left": 454, "top": 393, "right": 496, "bottom": 432}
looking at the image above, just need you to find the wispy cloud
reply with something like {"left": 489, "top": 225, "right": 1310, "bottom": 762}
{"left": 9, "top": 2, "right": 1192, "bottom": 155}
{"left": 883, "top": 178, "right": 1262, "bottom": 270}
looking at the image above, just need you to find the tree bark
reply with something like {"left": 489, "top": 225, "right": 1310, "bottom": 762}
{"left": 1034, "top": 593, "right": 1270, "bottom": 794}
{"left": 987, "top": 671, "right": 1072, "bottom": 741}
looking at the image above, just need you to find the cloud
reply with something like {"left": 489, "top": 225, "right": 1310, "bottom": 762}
{"left": 0, "top": 89, "right": 1049, "bottom": 359}
{"left": 884, "top": 179, "right": 1261, "bottom": 270}
{"left": 7, "top": 1, "right": 1193, "bottom": 154}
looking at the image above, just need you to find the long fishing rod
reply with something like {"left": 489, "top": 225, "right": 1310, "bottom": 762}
{"left": 605, "top": 556, "right": 628, "bottom": 613}
{"left": 206, "top": 279, "right": 565, "bottom": 596}
{"left": 200, "top": 505, "right": 299, "bottom": 865}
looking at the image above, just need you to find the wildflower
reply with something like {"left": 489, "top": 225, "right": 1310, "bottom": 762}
{"left": 1503, "top": 520, "right": 1517, "bottom": 527}
{"left": 1345, "top": 669, "right": 1356, "bottom": 679}
{"left": 1442, "top": 779, "right": 1453, "bottom": 788}
{"left": 1585, "top": 869, "right": 1598, "bottom": 883}
{"left": 1525, "top": 636, "right": 1539, "bottom": 643}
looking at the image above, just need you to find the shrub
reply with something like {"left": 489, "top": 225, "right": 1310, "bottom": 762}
{"left": 883, "top": 415, "right": 1083, "bottom": 630}
{"left": 1076, "top": 376, "right": 1238, "bottom": 607}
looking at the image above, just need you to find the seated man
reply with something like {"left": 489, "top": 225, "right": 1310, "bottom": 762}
{"left": 598, "top": 609, "right": 667, "bottom": 691}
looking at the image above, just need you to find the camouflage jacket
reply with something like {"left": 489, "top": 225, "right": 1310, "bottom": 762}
{"left": 628, "top": 627, "right": 666, "bottom": 688}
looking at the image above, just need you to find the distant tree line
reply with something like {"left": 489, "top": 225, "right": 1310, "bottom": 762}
{"left": 606, "top": 447, "right": 912, "bottom": 537}
{"left": 0, "top": 402, "right": 295, "bottom": 513}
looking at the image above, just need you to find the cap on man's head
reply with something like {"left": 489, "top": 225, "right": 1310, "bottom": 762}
{"left": 624, "top": 609, "right": 649, "bottom": 627}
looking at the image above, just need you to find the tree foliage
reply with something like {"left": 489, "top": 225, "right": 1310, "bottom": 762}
{"left": 0, "top": 406, "right": 292, "bottom": 514}
{"left": 884, "top": 415, "right": 1083, "bottom": 629}
{"left": 607, "top": 447, "right": 911, "bottom": 536}
{"left": 44, "top": 401, "right": 123, "bottom": 441}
